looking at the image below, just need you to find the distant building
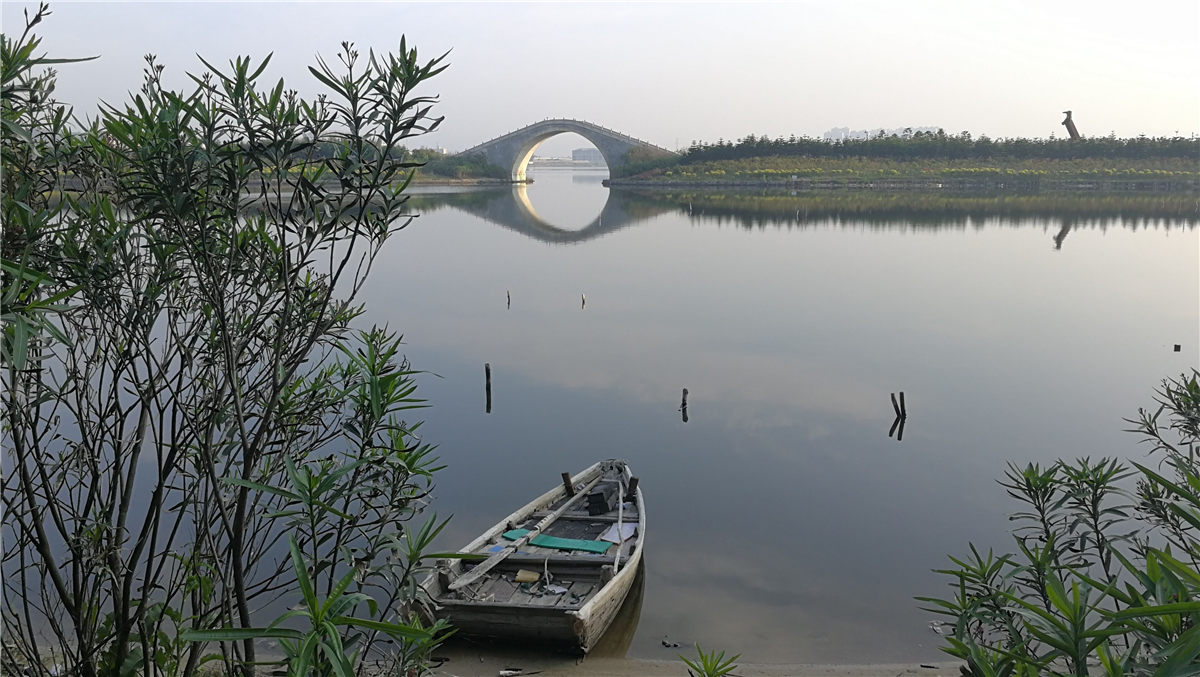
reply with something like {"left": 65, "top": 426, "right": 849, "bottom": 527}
{"left": 823, "top": 126, "right": 940, "bottom": 141}
{"left": 572, "top": 147, "right": 604, "bottom": 164}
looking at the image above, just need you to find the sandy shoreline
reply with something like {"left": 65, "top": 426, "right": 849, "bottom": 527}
{"left": 432, "top": 656, "right": 959, "bottom": 677}
{"left": 430, "top": 643, "right": 959, "bottom": 677}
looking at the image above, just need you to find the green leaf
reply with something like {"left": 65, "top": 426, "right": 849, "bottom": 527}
{"left": 1, "top": 117, "right": 33, "bottom": 145}
{"left": 307, "top": 65, "right": 347, "bottom": 97}
{"left": 181, "top": 627, "right": 303, "bottom": 642}
{"left": 424, "top": 552, "right": 486, "bottom": 560}
{"left": 1113, "top": 602, "right": 1200, "bottom": 620}
{"left": 289, "top": 536, "right": 319, "bottom": 614}
{"left": 330, "top": 616, "right": 432, "bottom": 641}
{"left": 248, "top": 53, "right": 273, "bottom": 81}
{"left": 292, "top": 632, "right": 319, "bottom": 676}
{"left": 320, "top": 568, "right": 361, "bottom": 618}
{"left": 222, "top": 476, "right": 300, "bottom": 501}
{"left": 1154, "top": 624, "right": 1200, "bottom": 676}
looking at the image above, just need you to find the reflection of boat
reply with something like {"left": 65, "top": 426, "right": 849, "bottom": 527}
{"left": 422, "top": 460, "right": 645, "bottom": 653}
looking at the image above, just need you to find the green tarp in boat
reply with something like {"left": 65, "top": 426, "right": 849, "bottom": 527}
{"left": 502, "top": 529, "right": 612, "bottom": 554}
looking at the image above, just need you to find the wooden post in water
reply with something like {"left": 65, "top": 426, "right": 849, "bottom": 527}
{"left": 507, "top": 290, "right": 511, "bottom": 309}
{"left": 889, "top": 392, "right": 908, "bottom": 441}
{"left": 680, "top": 388, "right": 689, "bottom": 423}
{"left": 484, "top": 363, "right": 492, "bottom": 413}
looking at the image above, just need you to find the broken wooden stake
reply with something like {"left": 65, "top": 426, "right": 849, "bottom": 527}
{"left": 485, "top": 363, "right": 492, "bottom": 413}
{"left": 1062, "top": 110, "right": 1081, "bottom": 140}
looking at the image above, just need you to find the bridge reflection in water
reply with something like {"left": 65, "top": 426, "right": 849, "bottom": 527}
{"left": 408, "top": 183, "right": 676, "bottom": 244}
{"left": 407, "top": 185, "right": 1198, "bottom": 247}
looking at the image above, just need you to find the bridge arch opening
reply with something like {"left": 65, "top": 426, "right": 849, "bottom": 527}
{"left": 511, "top": 129, "right": 616, "bottom": 182}
{"left": 526, "top": 132, "right": 609, "bottom": 173}
{"left": 517, "top": 142, "right": 610, "bottom": 233}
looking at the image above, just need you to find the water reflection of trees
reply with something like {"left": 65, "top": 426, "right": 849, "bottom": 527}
{"left": 639, "top": 190, "right": 1199, "bottom": 230}
{"left": 404, "top": 187, "right": 1197, "bottom": 243}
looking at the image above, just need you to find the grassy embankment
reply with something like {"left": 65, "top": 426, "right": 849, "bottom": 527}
{"left": 612, "top": 133, "right": 1200, "bottom": 190}
{"left": 252, "top": 144, "right": 509, "bottom": 185}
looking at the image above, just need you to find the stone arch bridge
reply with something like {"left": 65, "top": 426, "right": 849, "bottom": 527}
{"left": 457, "top": 119, "right": 677, "bottom": 181}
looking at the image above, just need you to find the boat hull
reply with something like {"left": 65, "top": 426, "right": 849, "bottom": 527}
{"left": 422, "top": 460, "right": 645, "bottom": 653}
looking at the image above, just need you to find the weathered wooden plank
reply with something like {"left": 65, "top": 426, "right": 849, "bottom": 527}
{"left": 492, "top": 552, "right": 609, "bottom": 568}
{"left": 507, "top": 587, "right": 542, "bottom": 606}
{"left": 541, "top": 519, "right": 603, "bottom": 540}
{"left": 529, "top": 512, "right": 638, "bottom": 523}
{"left": 436, "top": 603, "right": 578, "bottom": 644}
{"left": 480, "top": 576, "right": 517, "bottom": 603}
{"left": 530, "top": 582, "right": 569, "bottom": 607}
{"left": 449, "top": 474, "right": 604, "bottom": 591}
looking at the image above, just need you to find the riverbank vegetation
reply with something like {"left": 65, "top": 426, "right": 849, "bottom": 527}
{"left": 921, "top": 371, "right": 1200, "bottom": 674}
{"left": 417, "top": 151, "right": 508, "bottom": 180}
{"left": 3, "top": 6, "right": 452, "bottom": 676}
{"left": 685, "top": 131, "right": 1198, "bottom": 162}
{"left": 613, "top": 131, "right": 1200, "bottom": 188}
{"left": 252, "top": 146, "right": 507, "bottom": 183}
{"left": 650, "top": 155, "right": 1197, "bottom": 184}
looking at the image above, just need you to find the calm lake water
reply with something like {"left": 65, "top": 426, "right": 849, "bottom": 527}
{"left": 360, "top": 167, "right": 1198, "bottom": 663}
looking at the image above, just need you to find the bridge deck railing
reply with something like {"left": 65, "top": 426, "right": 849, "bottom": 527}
{"left": 457, "top": 118, "right": 676, "bottom": 157}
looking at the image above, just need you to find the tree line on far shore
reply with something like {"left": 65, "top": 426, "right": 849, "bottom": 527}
{"left": 681, "top": 130, "right": 1199, "bottom": 163}
{"left": 276, "top": 129, "right": 1200, "bottom": 182}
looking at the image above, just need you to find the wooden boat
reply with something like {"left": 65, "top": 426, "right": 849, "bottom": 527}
{"left": 422, "top": 459, "right": 644, "bottom": 653}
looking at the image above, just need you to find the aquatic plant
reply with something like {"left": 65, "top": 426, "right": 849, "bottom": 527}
{"left": 680, "top": 645, "right": 741, "bottom": 677}
{"left": 920, "top": 371, "right": 1200, "bottom": 675}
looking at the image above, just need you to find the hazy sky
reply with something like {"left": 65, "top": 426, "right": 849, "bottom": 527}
{"left": 5, "top": 1, "right": 1198, "bottom": 155}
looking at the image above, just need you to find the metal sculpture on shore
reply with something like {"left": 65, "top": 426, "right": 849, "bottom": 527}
{"left": 1062, "top": 110, "right": 1081, "bottom": 139}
